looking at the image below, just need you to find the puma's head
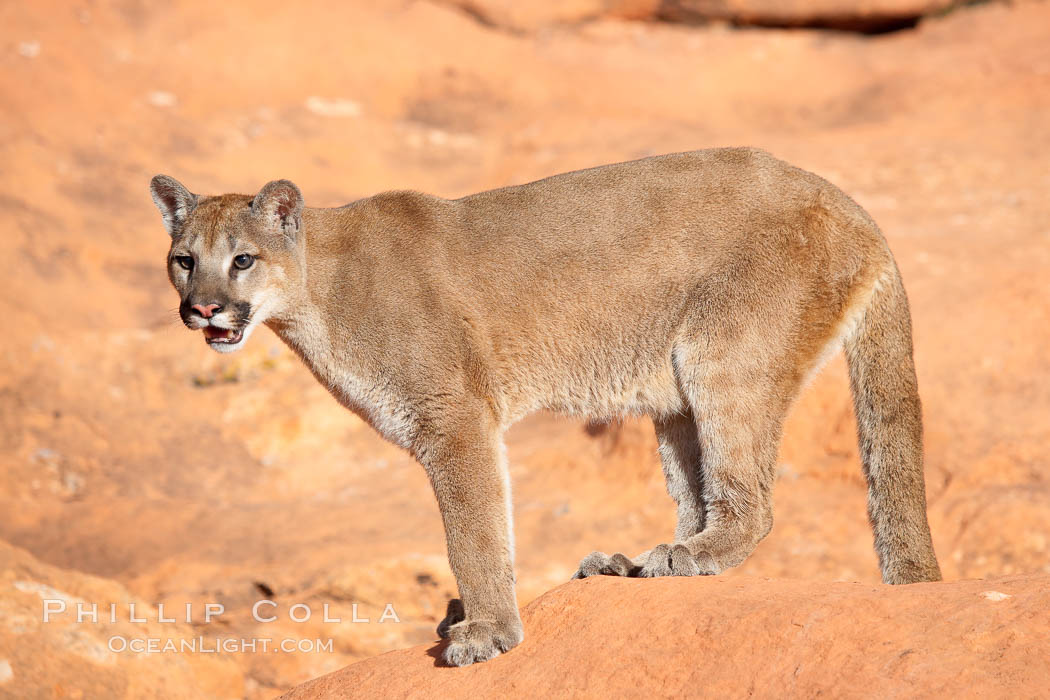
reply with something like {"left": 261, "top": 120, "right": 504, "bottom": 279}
{"left": 150, "top": 175, "right": 305, "bottom": 354}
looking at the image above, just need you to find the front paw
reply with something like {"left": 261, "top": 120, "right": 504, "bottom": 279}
{"left": 436, "top": 598, "right": 465, "bottom": 639}
{"left": 571, "top": 551, "right": 639, "bottom": 579}
{"left": 638, "top": 544, "right": 717, "bottom": 577}
{"left": 443, "top": 618, "right": 524, "bottom": 667}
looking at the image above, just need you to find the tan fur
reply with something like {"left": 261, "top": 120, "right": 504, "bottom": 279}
{"left": 150, "top": 147, "right": 941, "bottom": 666}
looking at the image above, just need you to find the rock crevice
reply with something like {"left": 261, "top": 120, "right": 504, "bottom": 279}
{"left": 435, "top": 0, "right": 975, "bottom": 34}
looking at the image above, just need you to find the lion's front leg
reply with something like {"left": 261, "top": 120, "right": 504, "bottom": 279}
{"left": 416, "top": 410, "right": 523, "bottom": 666}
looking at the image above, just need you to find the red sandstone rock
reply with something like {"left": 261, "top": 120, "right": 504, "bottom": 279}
{"left": 282, "top": 574, "right": 1050, "bottom": 698}
{"left": 0, "top": 540, "right": 244, "bottom": 699}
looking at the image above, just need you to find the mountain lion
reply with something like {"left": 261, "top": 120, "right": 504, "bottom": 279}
{"left": 150, "top": 148, "right": 941, "bottom": 666}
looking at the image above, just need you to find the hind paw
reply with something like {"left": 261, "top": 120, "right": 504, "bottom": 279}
{"left": 571, "top": 551, "right": 640, "bottom": 579}
{"left": 638, "top": 544, "right": 719, "bottom": 577}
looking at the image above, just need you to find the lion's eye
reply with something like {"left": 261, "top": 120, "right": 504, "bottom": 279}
{"left": 175, "top": 255, "right": 193, "bottom": 271}
{"left": 233, "top": 253, "right": 255, "bottom": 270}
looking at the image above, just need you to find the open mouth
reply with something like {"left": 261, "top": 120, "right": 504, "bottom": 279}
{"left": 202, "top": 326, "right": 244, "bottom": 345}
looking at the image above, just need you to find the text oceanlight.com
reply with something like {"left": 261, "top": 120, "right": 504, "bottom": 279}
{"left": 108, "top": 636, "right": 335, "bottom": 654}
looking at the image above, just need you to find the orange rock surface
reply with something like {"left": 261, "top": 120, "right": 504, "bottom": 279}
{"left": 1, "top": 0, "right": 1048, "bottom": 697}
{"left": 282, "top": 574, "right": 1050, "bottom": 698}
{"left": 0, "top": 539, "right": 244, "bottom": 698}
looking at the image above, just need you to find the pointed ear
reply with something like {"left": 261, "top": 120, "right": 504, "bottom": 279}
{"left": 149, "top": 175, "right": 198, "bottom": 236}
{"left": 251, "top": 180, "right": 303, "bottom": 239}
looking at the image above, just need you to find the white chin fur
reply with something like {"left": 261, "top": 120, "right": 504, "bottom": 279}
{"left": 207, "top": 338, "right": 245, "bottom": 354}
{"left": 206, "top": 321, "right": 258, "bottom": 354}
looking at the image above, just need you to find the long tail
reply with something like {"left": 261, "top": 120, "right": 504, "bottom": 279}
{"left": 844, "top": 265, "right": 942, "bottom": 584}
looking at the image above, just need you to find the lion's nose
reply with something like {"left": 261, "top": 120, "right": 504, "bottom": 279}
{"left": 191, "top": 303, "right": 223, "bottom": 318}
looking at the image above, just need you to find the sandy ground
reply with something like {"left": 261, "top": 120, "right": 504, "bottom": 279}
{"left": 1, "top": 0, "right": 1048, "bottom": 696}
